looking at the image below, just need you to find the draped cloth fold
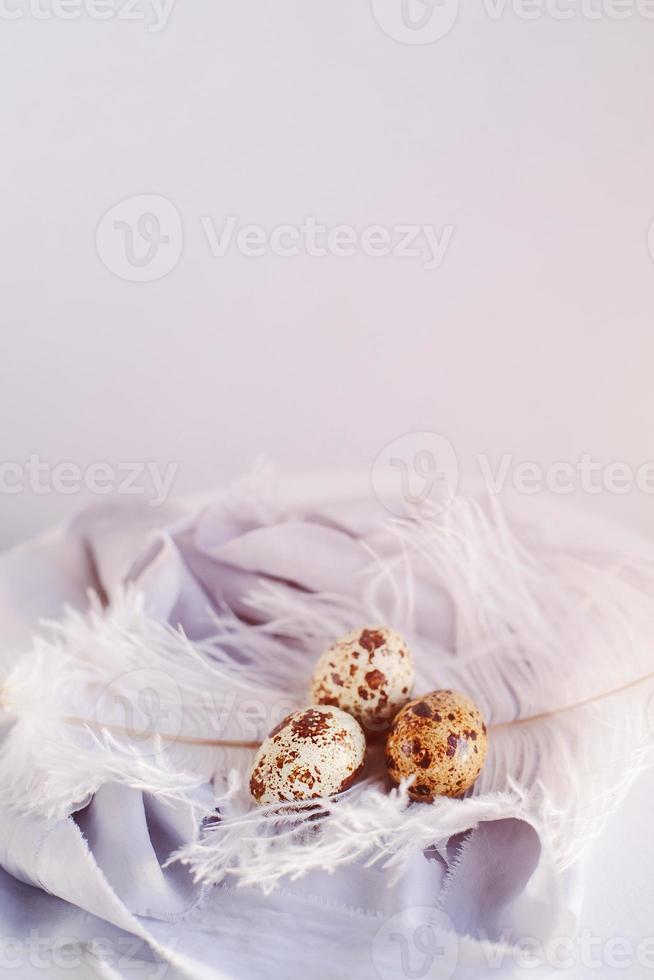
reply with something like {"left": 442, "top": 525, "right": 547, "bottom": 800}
{"left": 0, "top": 477, "right": 648, "bottom": 979}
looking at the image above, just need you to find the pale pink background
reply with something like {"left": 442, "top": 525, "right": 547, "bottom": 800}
{"left": 1, "top": 3, "right": 653, "bottom": 549}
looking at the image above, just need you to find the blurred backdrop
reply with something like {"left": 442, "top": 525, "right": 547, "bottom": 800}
{"left": 1, "top": 2, "right": 653, "bottom": 547}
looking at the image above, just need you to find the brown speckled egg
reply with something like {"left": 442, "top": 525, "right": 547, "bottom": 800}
{"left": 310, "top": 626, "right": 415, "bottom": 732}
{"left": 385, "top": 690, "right": 488, "bottom": 802}
{"left": 249, "top": 705, "right": 366, "bottom": 806}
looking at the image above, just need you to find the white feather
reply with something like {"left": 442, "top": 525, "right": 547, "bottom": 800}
{"left": 173, "top": 497, "right": 654, "bottom": 888}
{"left": 172, "top": 772, "right": 528, "bottom": 896}
{"left": 0, "top": 590, "right": 293, "bottom": 820}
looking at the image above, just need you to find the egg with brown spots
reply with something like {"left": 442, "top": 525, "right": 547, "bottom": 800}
{"left": 310, "top": 626, "right": 415, "bottom": 732}
{"left": 249, "top": 705, "right": 366, "bottom": 806}
{"left": 385, "top": 690, "right": 488, "bottom": 801}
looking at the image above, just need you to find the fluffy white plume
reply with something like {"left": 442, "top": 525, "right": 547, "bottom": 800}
{"left": 173, "top": 769, "right": 526, "bottom": 895}
{"left": 173, "top": 497, "right": 654, "bottom": 888}
{"left": 0, "top": 591, "right": 292, "bottom": 820}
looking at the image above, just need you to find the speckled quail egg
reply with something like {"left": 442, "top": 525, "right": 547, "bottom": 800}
{"left": 385, "top": 690, "right": 488, "bottom": 802}
{"left": 310, "top": 626, "right": 415, "bottom": 732}
{"left": 249, "top": 705, "right": 366, "bottom": 806}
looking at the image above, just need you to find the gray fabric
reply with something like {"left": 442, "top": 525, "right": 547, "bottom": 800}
{"left": 0, "top": 485, "right": 647, "bottom": 978}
